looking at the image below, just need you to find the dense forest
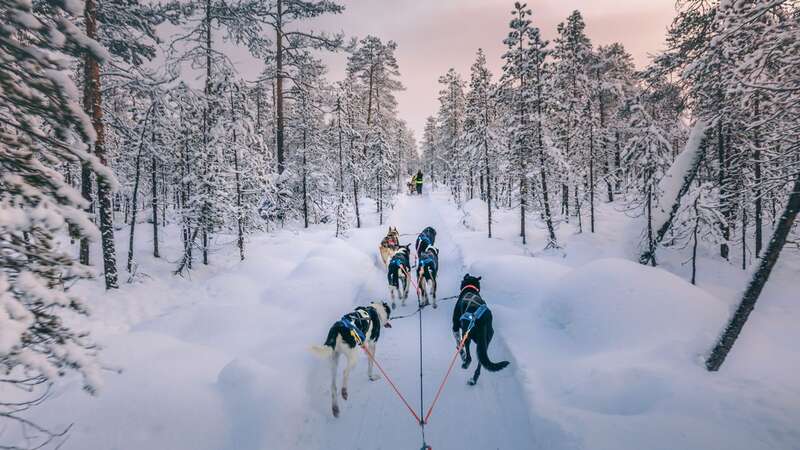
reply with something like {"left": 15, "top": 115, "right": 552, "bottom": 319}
{"left": 1, "top": 0, "right": 798, "bottom": 447}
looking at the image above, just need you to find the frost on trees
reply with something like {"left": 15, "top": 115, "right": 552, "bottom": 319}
{"left": 1, "top": 0, "right": 110, "bottom": 444}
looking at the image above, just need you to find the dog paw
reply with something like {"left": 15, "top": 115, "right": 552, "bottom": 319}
{"left": 332, "top": 404, "right": 340, "bottom": 417}
{"left": 467, "top": 379, "right": 477, "bottom": 386}
{"left": 369, "top": 373, "right": 382, "bottom": 381}
{"left": 432, "top": 303, "right": 437, "bottom": 309}
{"left": 461, "top": 359, "right": 471, "bottom": 370}
{"left": 341, "top": 387, "right": 348, "bottom": 401}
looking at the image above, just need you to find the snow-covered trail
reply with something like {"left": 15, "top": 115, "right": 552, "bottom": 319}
{"left": 303, "top": 193, "right": 536, "bottom": 450}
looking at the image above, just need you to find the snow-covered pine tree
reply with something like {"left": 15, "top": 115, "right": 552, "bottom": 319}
{"left": 592, "top": 43, "right": 637, "bottom": 205}
{"left": 267, "top": 0, "right": 344, "bottom": 177}
{"left": 421, "top": 116, "right": 439, "bottom": 187}
{"left": 1, "top": 0, "right": 111, "bottom": 443}
{"left": 500, "top": 2, "right": 555, "bottom": 245}
{"left": 464, "top": 49, "right": 497, "bottom": 237}
{"left": 550, "top": 10, "right": 594, "bottom": 232}
{"left": 285, "top": 53, "right": 332, "bottom": 228}
{"left": 436, "top": 68, "right": 466, "bottom": 205}
{"left": 347, "top": 36, "right": 404, "bottom": 225}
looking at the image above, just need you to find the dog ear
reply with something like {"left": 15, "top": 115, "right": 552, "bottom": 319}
{"left": 477, "top": 276, "right": 482, "bottom": 280}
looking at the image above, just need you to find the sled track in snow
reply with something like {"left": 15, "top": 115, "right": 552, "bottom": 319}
{"left": 302, "top": 194, "right": 538, "bottom": 450}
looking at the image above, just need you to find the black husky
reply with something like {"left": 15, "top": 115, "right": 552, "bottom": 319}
{"left": 415, "top": 226, "right": 437, "bottom": 260}
{"left": 451, "top": 274, "right": 509, "bottom": 385}
{"left": 417, "top": 246, "right": 439, "bottom": 308}
{"left": 387, "top": 245, "right": 411, "bottom": 308}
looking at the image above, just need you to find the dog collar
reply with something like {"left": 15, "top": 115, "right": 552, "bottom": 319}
{"left": 461, "top": 284, "right": 480, "bottom": 294}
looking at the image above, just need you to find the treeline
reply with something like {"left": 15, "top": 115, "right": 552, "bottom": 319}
{"left": 1, "top": 0, "right": 415, "bottom": 445}
{"left": 423, "top": 1, "right": 799, "bottom": 370}
{"left": 423, "top": 1, "right": 798, "bottom": 267}
{"left": 68, "top": 0, "right": 418, "bottom": 283}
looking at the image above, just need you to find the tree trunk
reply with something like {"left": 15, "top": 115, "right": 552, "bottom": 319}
{"left": 80, "top": 163, "right": 92, "bottom": 264}
{"left": 588, "top": 100, "right": 595, "bottom": 233}
{"left": 575, "top": 182, "right": 582, "bottom": 233}
{"left": 741, "top": 202, "right": 747, "bottom": 270}
{"left": 753, "top": 96, "right": 763, "bottom": 257}
{"left": 336, "top": 97, "right": 346, "bottom": 238}
{"left": 646, "top": 184, "right": 655, "bottom": 267}
{"left": 536, "top": 68, "right": 556, "bottom": 246}
{"left": 84, "top": 0, "right": 118, "bottom": 289}
{"left": 126, "top": 123, "right": 147, "bottom": 274}
{"left": 202, "top": 0, "right": 212, "bottom": 266}
{"left": 275, "top": 0, "right": 285, "bottom": 174}
{"left": 718, "top": 120, "right": 730, "bottom": 259}
{"left": 234, "top": 137, "right": 244, "bottom": 260}
{"left": 706, "top": 170, "right": 800, "bottom": 371}
{"left": 691, "top": 195, "right": 700, "bottom": 285}
{"left": 353, "top": 179, "right": 361, "bottom": 228}
{"left": 302, "top": 128, "right": 309, "bottom": 228}
{"left": 639, "top": 120, "right": 709, "bottom": 265}
{"left": 151, "top": 154, "right": 159, "bottom": 258}
{"left": 614, "top": 130, "right": 622, "bottom": 192}
{"left": 539, "top": 148, "right": 556, "bottom": 246}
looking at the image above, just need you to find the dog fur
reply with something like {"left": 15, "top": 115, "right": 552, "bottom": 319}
{"left": 311, "top": 302, "right": 392, "bottom": 417}
{"left": 387, "top": 245, "right": 411, "bottom": 308}
{"left": 417, "top": 246, "right": 439, "bottom": 308}
{"left": 451, "top": 274, "right": 509, "bottom": 385}
{"left": 379, "top": 226, "right": 400, "bottom": 267}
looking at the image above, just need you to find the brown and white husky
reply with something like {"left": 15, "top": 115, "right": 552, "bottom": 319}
{"left": 378, "top": 226, "right": 400, "bottom": 267}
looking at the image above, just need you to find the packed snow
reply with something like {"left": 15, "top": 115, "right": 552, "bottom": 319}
{"left": 7, "top": 189, "right": 799, "bottom": 450}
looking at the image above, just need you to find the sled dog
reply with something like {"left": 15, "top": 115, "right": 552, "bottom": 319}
{"left": 451, "top": 274, "right": 509, "bottom": 385}
{"left": 415, "top": 226, "right": 437, "bottom": 262}
{"left": 311, "top": 302, "right": 392, "bottom": 417}
{"left": 417, "top": 246, "right": 439, "bottom": 308}
{"left": 379, "top": 226, "right": 400, "bottom": 267}
{"left": 387, "top": 245, "right": 411, "bottom": 308}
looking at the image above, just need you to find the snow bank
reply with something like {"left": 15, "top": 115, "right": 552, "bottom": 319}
{"left": 460, "top": 198, "right": 488, "bottom": 232}
{"left": 540, "top": 258, "right": 726, "bottom": 357}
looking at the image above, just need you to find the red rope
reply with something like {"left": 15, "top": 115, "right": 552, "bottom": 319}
{"left": 401, "top": 265, "right": 422, "bottom": 298}
{"left": 359, "top": 343, "right": 422, "bottom": 424}
{"left": 423, "top": 330, "right": 471, "bottom": 424}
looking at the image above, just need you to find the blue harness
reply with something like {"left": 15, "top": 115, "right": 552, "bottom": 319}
{"left": 418, "top": 234, "right": 432, "bottom": 247}
{"left": 460, "top": 304, "right": 488, "bottom": 333}
{"left": 339, "top": 316, "right": 366, "bottom": 344}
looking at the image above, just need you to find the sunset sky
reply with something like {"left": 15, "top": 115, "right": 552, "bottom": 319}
{"left": 227, "top": 0, "right": 680, "bottom": 143}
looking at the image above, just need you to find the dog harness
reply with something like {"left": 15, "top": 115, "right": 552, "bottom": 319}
{"left": 419, "top": 256, "right": 436, "bottom": 269}
{"left": 389, "top": 253, "right": 408, "bottom": 268}
{"left": 339, "top": 308, "right": 371, "bottom": 345}
{"left": 417, "top": 234, "right": 432, "bottom": 247}
{"left": 460, "top": 304, "right": 488, "bottom": 333}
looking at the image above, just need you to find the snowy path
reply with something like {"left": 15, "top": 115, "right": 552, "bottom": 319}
{"left": 302, "top": 194, "right": 536, "bottom": 450}
{"left": 18, "top": 191, "right": 800, "bottom": 450}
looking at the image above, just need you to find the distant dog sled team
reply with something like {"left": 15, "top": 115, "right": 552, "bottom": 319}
{"left": 407, "top": 169, "right": 424, "bottom": 195}
{"left": 312, "top": 216, "right": 509, "bottom": 417}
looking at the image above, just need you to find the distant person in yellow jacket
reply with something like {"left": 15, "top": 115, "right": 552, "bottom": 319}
{"left": 415, "top": 170, "right": 423, "bottom": 195}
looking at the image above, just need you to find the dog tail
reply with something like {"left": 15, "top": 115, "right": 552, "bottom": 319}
{"left": 310, "top": 345, "right": 333, "bottom": 358}
{"left": 310, "top": 326, "right": 339, "bottom": 358}
{"left": 476, "top": 333, "right": 509, "bottom": 372}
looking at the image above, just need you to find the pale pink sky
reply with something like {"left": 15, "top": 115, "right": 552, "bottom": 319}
{"left": 229, "top": 1, "right": 678, "bottom": 142}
